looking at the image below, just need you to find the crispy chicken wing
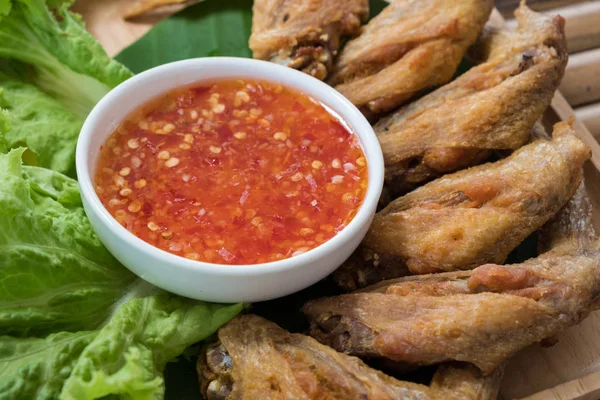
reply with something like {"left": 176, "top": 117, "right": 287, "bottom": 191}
{"left": 250, "top": 0, "right": 369, "bottom": 80}
{"left": 305, "top": 184, "right": 600, "bottom": 374}
{"left": 197, "top": 314, "right": 503, "bottom": 399}
{"left": 332, "top": 121, "right": 590, "bottom": 291}
{"left": 329, "top": 0, "right": 493, "bottom": 117}
{"left": 376, "top": 4, "right": 567, "bottom": 196}
{"left": 123, "top": 0, "right": 192, "bottom": 19}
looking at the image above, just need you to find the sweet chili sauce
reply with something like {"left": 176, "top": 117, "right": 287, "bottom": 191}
{"left": 94, "top": 79, "right": 368, "bottom": 265}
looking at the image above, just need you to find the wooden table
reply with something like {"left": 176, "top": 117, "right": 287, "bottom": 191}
{"left": 73, "top": 1, "right": 600, "bottom": 399}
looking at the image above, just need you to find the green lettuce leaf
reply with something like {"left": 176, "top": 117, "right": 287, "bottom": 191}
{"left": 61, "top": 295, "right": 243, "bottom": 400}
{"left": 0, "top": 295, "right": 242, "bottom": 400}
{"left": 116, "top": 0, "right": 253, "bottom": 73}
{"left": 0, "top": 331, "right": 97, "bottom": 400}
{"left": 0, "top": 150, "right": 243, "bottom": 398}
{"left": 0, "top": 78, "right": 81, "bottom": 176}
{"left": 0, "top": 0, "right": 133, "bottom": 118}
{"left": 0, "top": 148, "right": 137, "bottom": 337}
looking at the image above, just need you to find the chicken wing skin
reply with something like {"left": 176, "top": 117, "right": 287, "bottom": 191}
{"left": 305, "top": 184, "right": 600, "bottom": 374}
{"left": 197, "top": 314, "right": 503, "bottom": 400}
{"left": 123, "top": 0, "right": 192, "bottom": 19}
{"left": 250, "top": 0, "right": 369, "bottom": 80}
{"left": 332, "top": 121, "right": 590, "bottom": 291}
{"left": 376, "top": 4, "right": 567, "bottom": 196}
{"left": 329, "top": 0, "right": 493, "bottom": 117}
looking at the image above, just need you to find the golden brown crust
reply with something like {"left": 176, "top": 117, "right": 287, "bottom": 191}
{"left": 375, "top": 4, "right": 568, "bottom": 196}
{"left": 330, "top": 0, "right": 493, "bottom": 116}
{"left": 305, "top": 180, "right": 600, "bottom": 375}
{"left": 334, "top": 120, "right": 590, "bottom": 289}
{"left": 197, "top": 315, "right": 504, "bottom": 399}
{"left": 123, "top": 0, "right": 192, "bottom": 19}
{"left": 250, "top": 0, "right": 369, "bottom": 80}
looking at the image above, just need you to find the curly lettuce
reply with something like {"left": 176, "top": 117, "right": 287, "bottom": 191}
{"left": 0, "top": 0, "right": 133, "bottom": 118}
{"left": 0, "top": 295, "right": 242, "bottom": 400}
{"left": 61, "top": 295, "right": 243, "bottom": 400}
{"left": 0, "top": 78, "right": 81, "bottom": 175}
{"left": 0, "top": 150, "right": 243, "bottom": 399}
{"left": 0, "top": 331, "right": 97, "bottom": 400}
{"left": 0, "top": 148, "right": 137, "bottom": 337}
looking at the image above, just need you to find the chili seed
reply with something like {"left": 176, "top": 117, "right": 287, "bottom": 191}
{"left": 108, "top": 198, "right": 121, "bottom": 207}
{"left": 134, "top": 179, "right": 147, "bottom": 189}
{"left": 212, "top": 103, "right": 225, "bottom": 114}
{"left": 158, "top": 150, "right": 170, "bottom": 160}
{"left": 115, "top": 209, "right": 127, "bottom": 219}
{"left": 300, "top": 228, "right": 314, "bottom": 236}
{"left": 119, "top": 167, "right": 131, "bottom": 176}
{"left": 234, "top": 132, "right": 247, "bottom": 140}
{"left": 128, "top": 201, "right": 142, "bottom": 213}
{"left": 332, "top": 159, "right": 342, "bottom": 168}
{"left": 343, "top": 162, "right": 356, "bottom": 172}
{"left": 169, "top": 242, "right": 183, "bottom": 252}
{"left": 114, "top": 175, "right": 126, "bottom": 187}
{"left": 273, "top": 132, "right": 287, "bottom": 141}
{"left": 234, "top": 91, "right": 250, "bottom": 107}
{"left": 342, "top": 193, "right": 355, "bottom": 203}
{"left": 131, "top": 156, "right": 142, "bottom": 168}
{"left": 251, "top": 217, "right": 263, "bottom": 227}
{"left": 165, "top": 157, "right": 180, "bottom": 167}
{"left": 163, "top": 123, "right": 175, "bottom": 133}
{"left": 127, "top": 139, "right": 139, "bottom": 149}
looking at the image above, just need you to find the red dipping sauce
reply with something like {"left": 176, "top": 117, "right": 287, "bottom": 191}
{"left": 94, "top": 79, "right": 368, "bottom": 265}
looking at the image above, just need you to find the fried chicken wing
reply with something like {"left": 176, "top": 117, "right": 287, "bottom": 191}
{"left": 333, "top": 121, "right": 590, "bottom": 291}
{"left": 329, "top": 0, "right": 493, "bottom": 117}
{"left": 123, "top": 0, "right": 192, "bottom": 19}
{"left": 250, "top": 0, "right": 369, "bottom": 80}
{"left": 376, "top": 4, "right": 567, "bottom": 196}
{"left": 197, "top": 314, "right": 503, "bottom": 399}
{"left": 305, "top": 184, "right": 600, "bottom": 374}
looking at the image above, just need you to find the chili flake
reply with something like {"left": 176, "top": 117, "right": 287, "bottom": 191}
{"left": 94, "top": 79, "right": 368, "bottom": 265}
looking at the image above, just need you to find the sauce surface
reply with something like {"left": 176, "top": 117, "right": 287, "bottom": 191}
{"left": 95, "top": 79, "right": 367, "bottom": 265}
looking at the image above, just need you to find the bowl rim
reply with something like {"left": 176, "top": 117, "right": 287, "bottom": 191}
{"left": 76, "top": 57, "right": 384, "bottom": 277}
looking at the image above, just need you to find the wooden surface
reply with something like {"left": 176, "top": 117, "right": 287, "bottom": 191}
{"left": 576, "top": 103, "right": 600, "bottom": 137}
{"left": 560, "top": 48, "right": 600, "bottom": 107}
{"left": 504, "top": 1, "right": 600, "bottom": 138}
{"left": 74, "top": 1, "right": 600, "bottom": 399}
{"left": 496, "top": 0, "right": 591, "bottom": 16}
{"left": 73, "top": 0, "right": 167, "bottom": 57}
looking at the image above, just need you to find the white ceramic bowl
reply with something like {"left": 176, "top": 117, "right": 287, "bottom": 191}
{"left": 76, "top": 57, "right": 384, "bottom": 303}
